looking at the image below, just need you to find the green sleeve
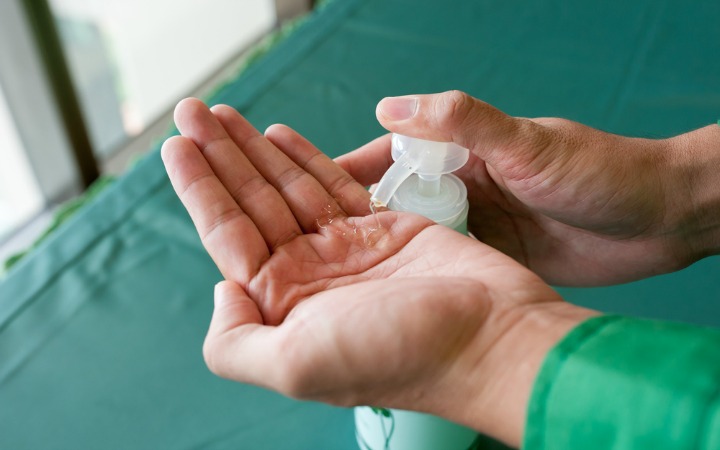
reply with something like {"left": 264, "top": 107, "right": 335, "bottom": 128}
{"left": 523, "top": 315, "right": 720, "bottom": 450}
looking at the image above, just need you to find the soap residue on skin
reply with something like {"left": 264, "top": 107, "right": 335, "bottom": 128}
{"left": 369, "top": 199, "right": 384, "bottom": 230}
{"left": 358, "top": 219, "right": 382, "bottom": 247}
{"left": 316, "top": 216, "right": 332, "bottom": 231}
{"left": 316, "top": 204, "right": 337, "bottom": 231}
{"left": 315, "top": 202, "right": 384, "bottom": 247}
{"left": 362, "top": 199, "right": 384, "bottom": 246}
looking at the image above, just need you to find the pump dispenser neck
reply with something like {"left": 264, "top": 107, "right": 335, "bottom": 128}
{"left": 417, "top": 174, "right": 441, "bottom": 197}
{"left": 370, "top": 134, "right": 469, "bottom": 207}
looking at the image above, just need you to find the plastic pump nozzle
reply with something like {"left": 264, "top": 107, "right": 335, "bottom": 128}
{"left": 370, "top": 134, "right": 470, "bottom": 208}
{"left": 370, "top": 148, "right": 420, "bottom": 208}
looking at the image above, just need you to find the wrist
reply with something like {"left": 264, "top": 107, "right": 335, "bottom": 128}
{"left": 441, "top": 298, "right": 598, "bottom": 447}
{"left": 665, "top": 124, "right": 720, "bottom": 261}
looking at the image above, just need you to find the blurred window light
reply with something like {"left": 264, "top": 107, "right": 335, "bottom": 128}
{"left": 48, "top": 0, "right": 276, "bottom": 157}
{"left": 1, "top": 0, "right": 289, "bottom": 249}
{"left": 0, "top": 83, "right": 44, "bottom": 243}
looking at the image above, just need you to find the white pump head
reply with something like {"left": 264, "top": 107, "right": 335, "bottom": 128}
{"left": 370, "top": 134, "right": 470, "bottom": 207}
{"left": 391, "top": 134, "right": 469, "bottom": 176}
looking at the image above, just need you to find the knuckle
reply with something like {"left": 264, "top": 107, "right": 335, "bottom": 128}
{"left": 275, "top": 165, "right": 308, "bottom": 189}
{"left": 200, "top": 207, "right": 245, "bottom": 242}
{"left": 229, "top": 174, "right": 267, "bottom": 201}
{"left": 436, "top": 90, "right": 474, "bottom": 131}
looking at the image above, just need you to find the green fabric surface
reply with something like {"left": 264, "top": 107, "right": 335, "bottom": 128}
{"left": 525, "top": 316, "right": 720, "bottom": 449}
{"left": 1, "top": 0, "right": 720, "bottom": 448}
{"left": 2, "top": 175, "right": 116, "bottom": 274}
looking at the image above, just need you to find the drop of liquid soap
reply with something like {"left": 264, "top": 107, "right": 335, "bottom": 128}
{"left": 369, "top": 200, "right": 383, "bottom": 230}
{"left": 361, "top": 200, "right": 384, "bottom": 246}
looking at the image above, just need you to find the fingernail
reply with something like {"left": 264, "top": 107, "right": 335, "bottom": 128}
{"left": 378, "top": 96, "right": 418, "bottom": 121}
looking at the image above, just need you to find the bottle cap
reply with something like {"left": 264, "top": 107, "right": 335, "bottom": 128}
{"left": 390, "top": 134, "right": 469, "bottom": 176}
{"left": 370, "top": 134, "right": 469, "bottom": 207}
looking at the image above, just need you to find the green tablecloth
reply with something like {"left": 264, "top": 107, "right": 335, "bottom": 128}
{"left": 1, "top": 0, "right": 719, "bottom": 448}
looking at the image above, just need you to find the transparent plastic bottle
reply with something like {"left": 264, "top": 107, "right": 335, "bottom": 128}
{"left": 370, "top": 134, "right": 469, "bottom": 233}
{"left": 355, "top": 134, "right": 477, "bottom": 450}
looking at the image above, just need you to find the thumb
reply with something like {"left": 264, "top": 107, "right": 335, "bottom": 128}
{"left": 203, "top": 280, "right": 276, "bottom": 383}
{"left": 208, "top": 280, "right": 264, "bottom": 336}
{"left": 376, "top": 90, "right": 546, "bottom": 170}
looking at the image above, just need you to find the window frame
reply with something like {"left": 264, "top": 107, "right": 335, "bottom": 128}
{"left": 0, "top": 0, "right": 90, "bottom": 205}
{"left": 0, "top": 0, "right": 313, "bottom": 208}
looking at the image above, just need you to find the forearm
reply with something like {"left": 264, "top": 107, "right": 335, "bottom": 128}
{"left": 438, "top": 301, "right": 598, "bottom": 448}
{"left": 448, "top": 298, "right": 720, "bottom": 449}
{"left": 666, "top": 123, "right": 720, "bottom": 260}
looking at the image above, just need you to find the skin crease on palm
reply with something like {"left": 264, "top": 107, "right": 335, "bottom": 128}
{"left": 160, "top": 97, "right": 588, "bottom": 447}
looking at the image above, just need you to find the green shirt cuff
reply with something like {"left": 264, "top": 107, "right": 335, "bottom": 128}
{"left": 523, "top": 315, "right": 720, "bottom": 450}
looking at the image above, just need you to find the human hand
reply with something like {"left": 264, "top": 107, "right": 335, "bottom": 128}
{"left": 162, "top": 97, "right": 532, "bottom": 325}
{"left": 337, "top": 91, "right": 719, "bottom": 286}
{"left": 161, "top": 98, "right": 593, "bottom": 446}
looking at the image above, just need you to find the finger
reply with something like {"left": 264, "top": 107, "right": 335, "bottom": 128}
{"left": 161, "top": 135, "right": 268, "bottom": 282}
{"left": 375, "top": 90, "right": 547, "bottom": 169}
{"left": 204, "top": 280, "right": 280, "bottom": 387}
{"left": 174, "top": 98, "right": 301, "bottom": 250}
{"left": 265, "top": 124, "right": 372, "bottom": 217}
{"left": 211, "top": 105, "right": 346, "bottom": 232}
{"left": 334, "top": 133, "right": 394, "bottom": 187}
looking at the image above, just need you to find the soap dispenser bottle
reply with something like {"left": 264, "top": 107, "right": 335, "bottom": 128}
{"left": 371, "top": 133, "right": 470, "bottom": 234}
{"left": 354, "top": 134, "right": 477, "bottom": 450}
